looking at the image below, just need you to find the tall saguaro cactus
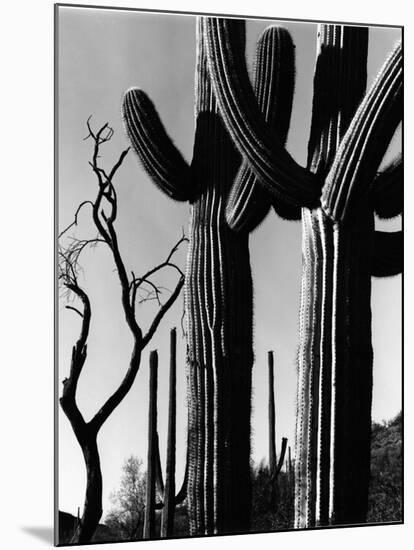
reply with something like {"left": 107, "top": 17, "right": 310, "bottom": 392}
{"left": 123, "top": 20, "right": 295, "bottom": 534}
{"left": 203, "top": 17, "right": 402, "bottom": 528}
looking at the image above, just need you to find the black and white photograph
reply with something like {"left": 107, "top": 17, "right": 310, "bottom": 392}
{"left": 55, "top": 3, "right": 402, "bottom": 546}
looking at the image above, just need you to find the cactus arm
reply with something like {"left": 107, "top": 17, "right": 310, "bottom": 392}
{"left": 308, "top": 25, "right": 368, "bottom": 175}
{"left": 373, "top": 155, "right": 403, "bottom": 219}
{"left": 371, "top": 230, "right": 403, "bottom": 277}
{"left": 226, "top": 26, "right": 299, "bottom": 232}
{"left": 122, "top": 89, "right": 192, "bottom": 201}
{"left": 202, "top": 17, "right": 320, "bottom": 207}
{"left": 322, "top": 41, "right": 402, "bottom": 222}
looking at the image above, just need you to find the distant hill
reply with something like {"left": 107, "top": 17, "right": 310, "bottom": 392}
{"left": 368, "top": 411, "right": 402, "bottom": 523}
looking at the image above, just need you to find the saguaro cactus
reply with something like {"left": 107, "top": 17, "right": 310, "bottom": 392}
{"left": 123, "top": 20, "right": 295, "bottom": 534}
{"left": 203, "top": 17, "right": 402, "bottom": 528}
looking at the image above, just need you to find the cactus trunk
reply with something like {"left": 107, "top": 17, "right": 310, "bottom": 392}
{"left": 295, "top": 205, "right": 374, "bottom": 527}
{"left": 186, "top": 190, "right": 253, "bottom": 535}
{"left": 185, "top": 51, "right": 253, "bottom": 531}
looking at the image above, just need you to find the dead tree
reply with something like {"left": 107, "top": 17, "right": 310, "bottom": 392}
{"left": 58, "top": 119, "right": 187, "bottom": 544}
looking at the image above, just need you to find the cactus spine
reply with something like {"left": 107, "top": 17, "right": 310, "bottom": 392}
{"left": 123, "top": 20, "right": 295, "bottom": 535}
{"left": 203, "top": 17, "right": 402, "bottom": 528}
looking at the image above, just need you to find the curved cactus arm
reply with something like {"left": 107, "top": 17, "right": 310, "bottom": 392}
{"left": 202, "top": 17, "right": 319, "bottom": 207}
{"left": 373, "top": 155, "right": 403, "bottom": 219}
{"left": 122, "top": 88, "right": 192, "bottom": 201}
{"left": 371, "top": 230, "right": 403, "bottom": 277}
{"left": 308, "top": 24, "right": 368, "bottom": 175}
{"left": 226, "top": 26, "right": 298, "bottom": 231}
{"left": 322, "top": 41, "right": 402, "bottom": 222}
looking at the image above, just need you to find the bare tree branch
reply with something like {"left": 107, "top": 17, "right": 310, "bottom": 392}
{"left": 142, "top": 275, "right": 185, "bottom": 349}
{"left": 60, "top": 282, "right": 91, "bottom": 442}
{"left": 59, "top": 200, "right": 94, "bottom": 239}
{"left": 129, "top": 233, "right": 188, "bottom": 314}
{"left": 65, "top": 305, "right": 84, "bottom": 318}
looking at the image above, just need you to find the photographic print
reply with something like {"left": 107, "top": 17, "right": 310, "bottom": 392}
{"left": 55, "top": 4, "right": 402, "bottom": 545}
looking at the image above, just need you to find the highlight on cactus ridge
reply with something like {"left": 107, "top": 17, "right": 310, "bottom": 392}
{"left": 56, "top": 5, "right": 402, "bottom": 545}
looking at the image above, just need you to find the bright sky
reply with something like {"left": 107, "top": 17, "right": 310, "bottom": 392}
{"left": 57, "top": 6, "right": 402, "bottom": 519}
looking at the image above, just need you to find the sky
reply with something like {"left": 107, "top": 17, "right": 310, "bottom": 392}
{"left": 57, "top": 6, "right": 402, "bottom": 519}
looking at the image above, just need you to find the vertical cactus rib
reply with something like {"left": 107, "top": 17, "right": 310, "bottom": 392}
{"left": 122, "top": 89, "right": 192, "bottom": 201}
{"left": 202, "top": 17, "right": 320, "bottom": 207}
{"left": 322, "top": 41, "right": 402, "bottom": 222}
{"left": 295, "top": 208, "right": 325, "bottom": 528}
{"left": 371, "top": 230, "right": 403, "bottom": 277}
{"left": 226, "top": 26, "right": 299, "bottom": 232}
{"left": 373, "top": 155, "right": 403, "bottom": 219}
{"left": 144, "top": 350, "right": 158, "bottom": 540}
{"left": 314, "top": 210, "right": 334, "bottom": 526}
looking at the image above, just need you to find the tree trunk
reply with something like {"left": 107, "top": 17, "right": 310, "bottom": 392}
{"left": 72, "top": 433, "right": 103, "bottom": 543}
